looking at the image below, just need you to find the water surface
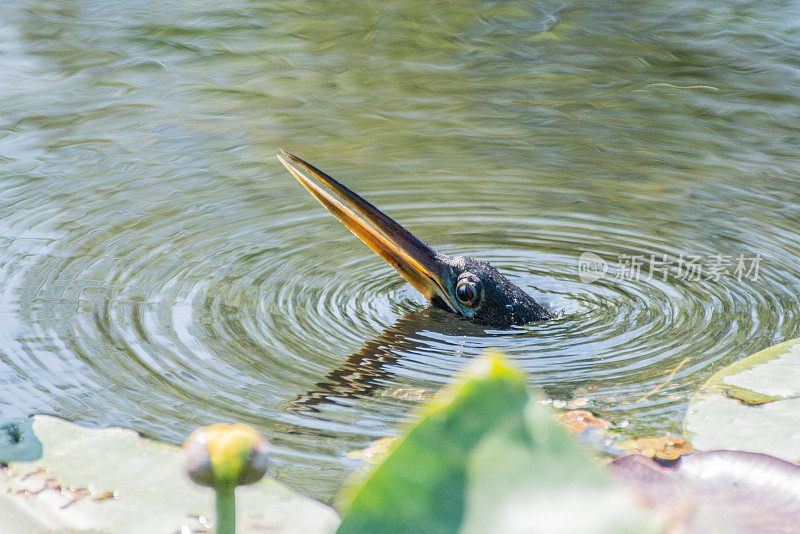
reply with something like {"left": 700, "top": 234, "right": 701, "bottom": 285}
{"left": 1, "top": 1, "right": 800, "bottom": 501}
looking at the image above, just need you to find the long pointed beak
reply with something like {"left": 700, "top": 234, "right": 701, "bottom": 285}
{"left": 277, "top": 150, "right": 456, "bottom": 312}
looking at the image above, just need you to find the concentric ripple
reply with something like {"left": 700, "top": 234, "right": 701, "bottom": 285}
{"left": 2, "top": 0, "right": 800, "bottom": 502}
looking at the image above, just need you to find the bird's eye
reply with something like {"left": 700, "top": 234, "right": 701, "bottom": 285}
{"left": 456, "top": 279, "right": 478, "bottom": 307}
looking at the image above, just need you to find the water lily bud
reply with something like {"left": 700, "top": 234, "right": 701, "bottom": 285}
{"left": 182, "top": 424, "right": 269, "bottom": 489}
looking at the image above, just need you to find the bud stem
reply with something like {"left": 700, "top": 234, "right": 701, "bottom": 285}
{"left": 215, "top": 486, "right": 236, "bottom": 534}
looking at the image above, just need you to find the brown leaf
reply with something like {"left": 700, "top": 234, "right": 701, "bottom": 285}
{"left": 554, "top": 410, "right": 612, "bottom": 433}
{"left": 616, "top": 436, "right": 692, "bottom": 460}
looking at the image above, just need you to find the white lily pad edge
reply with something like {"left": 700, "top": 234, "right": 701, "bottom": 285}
{"left": 684, "top": 337, "right": 800, "bottom": 460}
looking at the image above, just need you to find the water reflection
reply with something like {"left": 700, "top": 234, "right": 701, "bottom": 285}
{"left": 1, "top": 0, "right": 800, "bottom": 501}
{"left": 287, "top": 308, "right": 516, "bottom": 414}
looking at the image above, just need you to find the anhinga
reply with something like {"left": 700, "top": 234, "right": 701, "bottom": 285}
{"left": 277, "top": 150, "right": 550, "bottom": 327}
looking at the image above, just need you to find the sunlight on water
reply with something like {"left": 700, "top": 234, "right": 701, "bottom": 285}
{"left": 1, "top": 0, "right": 800, "bottom": 501}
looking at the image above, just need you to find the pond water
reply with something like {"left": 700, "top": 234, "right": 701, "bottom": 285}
{"left": 1, "top": 1, "right": 800, "bottom": 501}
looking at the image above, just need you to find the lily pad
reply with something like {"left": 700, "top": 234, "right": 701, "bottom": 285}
{"left": 684, "top": 337, "right": 800, "bottom": 459}
{"left": 610, "top": 451, "right": 800, "bottom": 533}
{"left": 336, "top": 355, "right": 658, "bottom": 534}
{"left": 0, "top": 415, "right": 339, "bottom": 533}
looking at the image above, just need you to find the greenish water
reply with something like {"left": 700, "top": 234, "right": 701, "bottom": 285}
{"left": 1, "top": 1, "right": 800, "bottom": 501}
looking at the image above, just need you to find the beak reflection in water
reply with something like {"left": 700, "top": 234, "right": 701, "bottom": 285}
{"left": 277, "top": 150, "right": 550, "bottom": 327}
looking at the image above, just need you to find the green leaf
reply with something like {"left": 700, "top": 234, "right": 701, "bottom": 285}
{"left": 337, "top": 355, "right": 657, "bottom": 534}
{"left": 0, "top": 415, "right": 339, "bottom": 534}
{"left": 684, "top": 337, "right": 800, "bottom": 460}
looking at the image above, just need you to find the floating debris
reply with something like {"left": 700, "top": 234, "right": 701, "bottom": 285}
{"left": 555, "top": 410, "right": 612, "bottom": 434}
{"left": 346, "top": 437, "right": 399, "bottom": 464}
{"left": 615, "top": 436, "right": 693, "bottom": 461}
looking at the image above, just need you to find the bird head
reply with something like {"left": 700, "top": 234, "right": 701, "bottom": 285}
{"left": 277, "top": 150, "right": 550, "bottom": 327}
